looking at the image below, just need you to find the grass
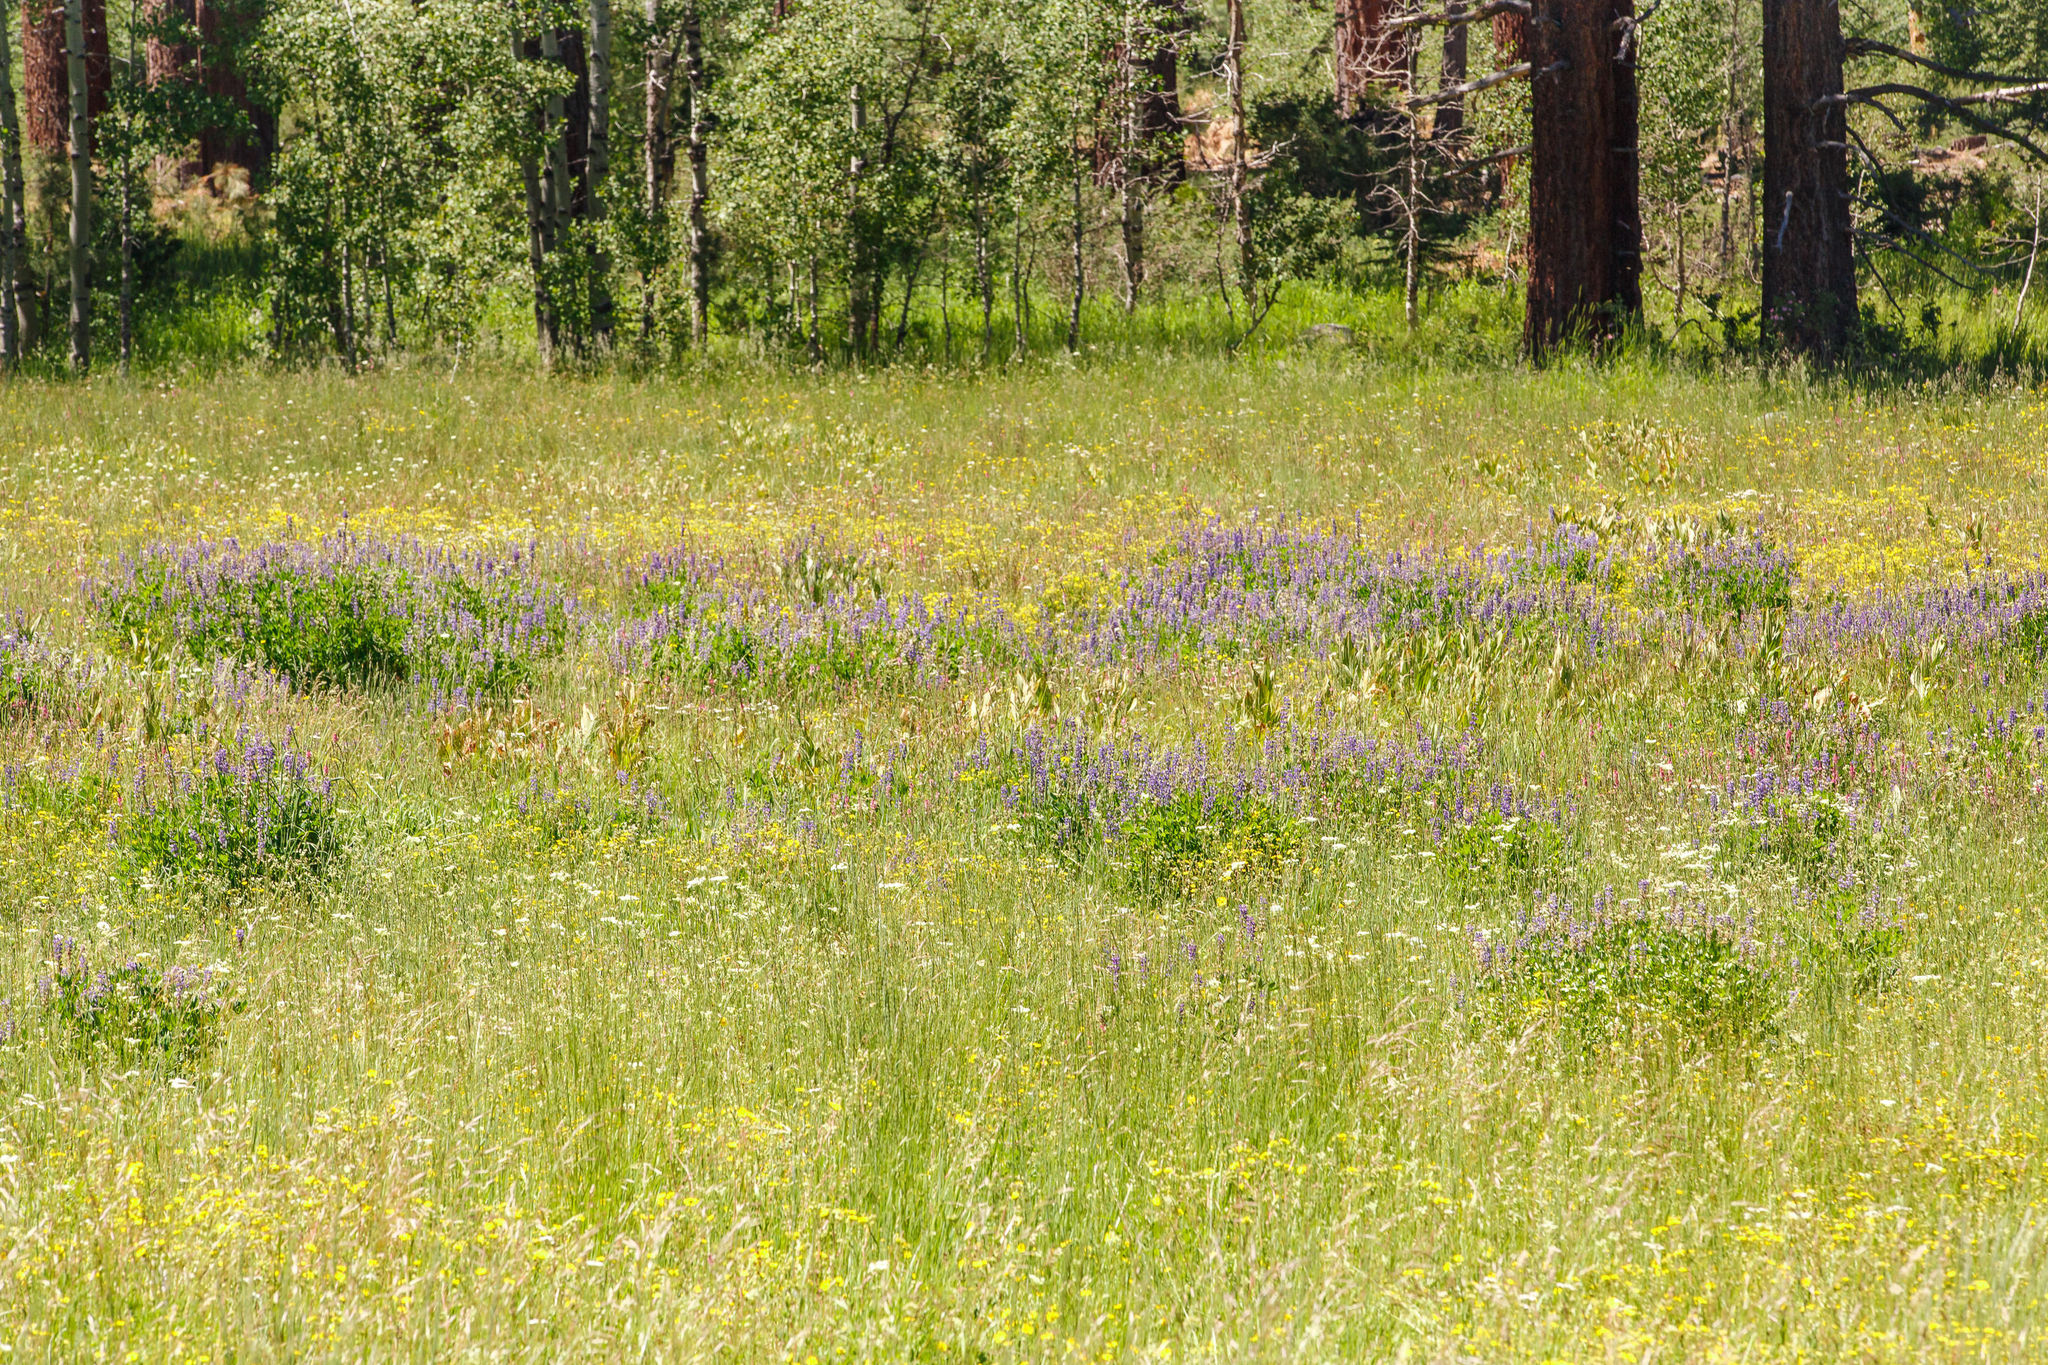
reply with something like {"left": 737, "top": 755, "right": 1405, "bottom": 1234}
{"left": 0, "top": 352, "right": 2046, "bottom": 1359}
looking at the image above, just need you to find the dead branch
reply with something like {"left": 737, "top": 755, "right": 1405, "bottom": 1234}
{"left": 1829, "top": 87, "right": 2048, "bottom": 164}
{"left": 1840, "top": 80, "right": 2048, "bottom": 109}
{"left": 1843, "top": 38, "right": 2036, "bottom": 87}
{"left": 1403, "top": 61, "right": 1536, "bottom": 108}
{"left": 1388, "top": 0, "right": 1528, "bottom": 32}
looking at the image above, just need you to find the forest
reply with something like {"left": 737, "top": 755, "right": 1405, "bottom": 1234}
{"left": 0, "top": 0, "right": 2043, "bottom": 373}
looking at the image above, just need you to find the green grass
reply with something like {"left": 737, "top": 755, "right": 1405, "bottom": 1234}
{"left": 0, "top": 354, "right": 2045, "bottom": 1359}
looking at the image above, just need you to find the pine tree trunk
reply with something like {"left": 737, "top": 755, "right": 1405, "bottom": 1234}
{"left": 1333, "top": 0, "right": 1399, "bottom": 118}
{"left": 1436, "top": 0, "right": 1468, "bottom": 141}
{"left": 23, "top": 0, "right": 65, "bottom": 154}
{"left": 0, "top": 1, "right": 19, "bottom": 369}
{"left": 683, "top": 0, "right": 709, "bottom": 347}
{"left": 1493, "top": 3, "right": 1525, "bottom": 61}
{"left": 587, "top": 0, "right": 613, "bottom": 346}
{"left": 196, "top": 0, "right": 265, "bottom": 179}
{"left": 1524, "top": 0, "right": 1642, "bottom": 357}
{"left": 1761, "top": 0, "right": 1854, "bottom": 359}
{"left": 63, "top": 0, "right": 86, "bottom": 372}
{"left": 144, "top": 0, "right": 192, "bottom": 84}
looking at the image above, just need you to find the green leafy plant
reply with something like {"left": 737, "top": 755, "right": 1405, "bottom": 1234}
{"left": 41, "top": 937, "right": 243, "bottom": 1069}
{"left": 122, "top": 743, "right": 342, "bottom": 888}
{"left": 1475, "top": 899, "right": 1782, "bottom": 1048}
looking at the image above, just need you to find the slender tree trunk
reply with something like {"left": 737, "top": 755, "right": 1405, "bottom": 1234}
{"left": 1114, "top": 8, "right": 1157, "bottom": 314}
{"left": 1225, "top": 0, "right": 1256, "bottom": 341}
{"left": 975, "top": 205, "right": 992, "bottom": 359}
{"left": 1673, "top": 196, "right": 1687, "bottom": 320}
{"left": 1720, "top": 0, "right": 1737, "bottom": 271}
{"left": 641, "top": 0, "right": 673, "bottom": 343}
{"left": 587, "top": 0, "right": 613, "bottom": 346}
{"left": 1119, "top": 166, "right": 1143, "bottom": 313}
{"left": 846, "top": 82, "right": 866, "bottom": 356}
{"left": 2015, "top": 184, "right": 2041, "bottom": 329}
{"left": 118, "top": 110, "right": 131, "bottom": 369}
{"left": 540, "top": 27, "right": 572, "bottom": 345}
{"left": 1404, "top": 113, "right": 1420, "bottom": 329}
{"left": 343, "top": 241, "right": 361, "bottom": 369}
{"left": 893, "top": 246, "right": 920, "bottom": 350}
{"left": 1524, "top": 0, "right": 1642, "bottom": 357}
{"left": 805, "top": 253, "right": 820, "bottom": 363}
{"left": 1010, "top": 215, "right": 1024, "bottom": 357}
{"left": 0, "top": 1, "right": 20, "bottom": 369}
{"left": 63, "top": 0, "right": 86, "bottom": 372}
{"left": 939, "top": 229, "right": 951, "bottom": 361}
{"left": 515, "top": 24, "right": 555, "bottom": 365}
{"left": 1760, "top": 0, "right": 1854, "bottom": 360}
{"left": 1067, "top": 169, "right": 1083, "bottom": 352}
{"left": 682, "top": 0, "right": 708, "bottom": 346}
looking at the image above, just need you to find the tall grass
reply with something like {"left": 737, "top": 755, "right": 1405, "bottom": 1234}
{"left": 0, "top": 358, "right": 2044, "bottom": 1359}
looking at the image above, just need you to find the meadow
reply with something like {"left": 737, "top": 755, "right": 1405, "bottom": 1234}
{"left": 1, "top": 352, "right": 2048, "bottom": 1360}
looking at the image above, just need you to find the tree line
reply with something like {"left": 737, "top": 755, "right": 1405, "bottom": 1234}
{"left": 0, "top": 0, "right": 2042, "bottom": 373}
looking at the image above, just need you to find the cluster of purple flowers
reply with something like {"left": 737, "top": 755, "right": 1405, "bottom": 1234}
{"left": 614, "top": 548, "right": 1020, "bottom": 690}
{"left": 1067, "top": 519, "right": 1620, "bottom": 667}
{"left": 116, "top": 731, "right": 342, "bottom": 884}
{"left": 981, "top": 717, "right": 1493, "bottom": 854}
{"left": 40, "top": 933, "right": 238, "bottom": 1063}
{"left": 95, "top": 530, "right": 577, "bottom": 692}
{"left": 1476, "top": 885, "right": 1765, "bottom": 972}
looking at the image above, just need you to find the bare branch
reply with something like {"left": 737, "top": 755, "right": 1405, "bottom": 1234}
{"left": 1451, "top": 142, "right": 1531, "bottom": 166}
{"left": 1402, "top": 61, "right": 1536, "bottom": 108}
{"left": 1388, "top": 0, "right": 1528, "bottom": 32}
{"left": 1829, "top": 87, "right": 2048, "bottom": 164}
{"left": 1840, "top": 80, "right": 2048, "bottom": 108}
{"left": 1843, "top": 37, "right": 2036, "bottom": 87}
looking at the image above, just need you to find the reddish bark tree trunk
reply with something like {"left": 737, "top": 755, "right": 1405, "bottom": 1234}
{"left": 1334, "top": 0, "right": 1402, "bottom": 117}
{"left": 196, "top": 0, "right": 271, "bottom": 178}
{"left": 1761, "top": 0, "right": 1855, "bottom": 358}
{"left": 1436, "top": 0, "right": 1469, "bottom": 141}
{"left": 83, "top": 0, "right": 107, "bottom": 120}
{"left": 22, "top": 0, "right": 66, "bottom": 154}
{"left": 145, "top": 0, "right": 195, "bottom": 86}
{"left": 1525, "top": 0, "right": 1642, "bottom": 356}
{"left": 1493, "top": 5, "right": 1526, "bottom": 62}
{"left": 22, "top": 0, "right": 106, "bottom": 155}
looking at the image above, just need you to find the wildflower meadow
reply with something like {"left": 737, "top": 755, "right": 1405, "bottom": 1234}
{"left": 3, "top": 355, "right": 2048, "bottom": 1361}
